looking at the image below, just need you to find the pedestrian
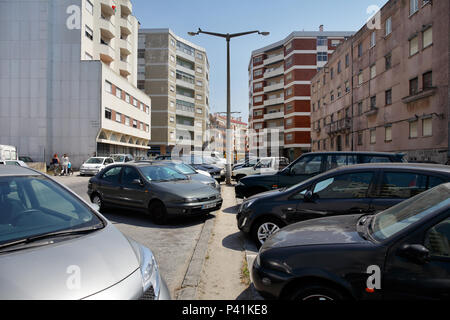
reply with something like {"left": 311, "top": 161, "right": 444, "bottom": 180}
{"left": 67, "top": 161, "right": 73, "bottom": 175}
{"left": 62, "top": 154, "right": 69, "bottom": 176}
{"left": 51, "top": 154, "right": 60, "bottom": 176}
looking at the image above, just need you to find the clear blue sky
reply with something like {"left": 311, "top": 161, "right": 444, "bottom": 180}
{"left": 132, "top": 0, "right": 389, "bottom": 122}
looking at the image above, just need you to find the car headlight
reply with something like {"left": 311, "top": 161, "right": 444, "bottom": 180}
{"left": 220, "top": 169, "right": 225, "bottom": 175}
{"left": 139, "top": 245, "right": 161, "bottom": 299}
{"left": 184, "top": 198, "right": 197, "bottom": 203}
{"left": 241, "top": 198, "right": 257, "bottom": 211}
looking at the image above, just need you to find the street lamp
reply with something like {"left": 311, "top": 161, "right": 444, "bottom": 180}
{"left": 188, "top": 28, "right": 269, "bottom": 184}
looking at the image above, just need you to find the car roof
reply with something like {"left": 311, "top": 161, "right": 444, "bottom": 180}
{"left": 0, "top": 165, "right": 41, "bottom": 176}
{"left": 303, "top": 151, "right": 404, "bottom": 156}
{"left": 327, "top": 162, "right": 450, "bottom": 174}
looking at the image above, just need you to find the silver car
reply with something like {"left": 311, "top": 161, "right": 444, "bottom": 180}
{"left": 0, "top": 166, "right": 170, "bottom": 300}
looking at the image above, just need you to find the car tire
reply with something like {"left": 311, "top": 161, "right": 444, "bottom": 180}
{"left": 290, "top": 284, "right": 346, "bottom": 301}
{"left": 251, "top": 217, "right": 284, "bottom": 249}
{"left": 91, "top": 193, "right": 105, "bottom": 213}
{"left": 150, "top": 201, "right": 168, "bottom": 225}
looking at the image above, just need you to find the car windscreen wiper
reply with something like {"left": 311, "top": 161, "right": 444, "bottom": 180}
{"left": 0, "top": 223, "right": 104, "bottom": 252}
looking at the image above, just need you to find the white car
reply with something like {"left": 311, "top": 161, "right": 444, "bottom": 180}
{"left": 232, "top": 157, "right": 290, "bottom": 181}
{"left": 0, "top": 160, "right": 28, "bottom": 167}
{"left": 80, "top": 157, "right": 114, "bottom": 176}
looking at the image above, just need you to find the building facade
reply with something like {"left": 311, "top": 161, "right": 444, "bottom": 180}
{"left": 138, "top": 29, "right": 210, "bottom": 156}
{"left": 0, "top": 0, "right": 151, "bottom": 167}
{"left": 209, "top": 113, "right": 248, "bottom": 161}
{"left": 310, "top": 0, "right": 450, "bottom": 164}
{"left": 248, "top": 28, "right": 354, "bottom": 161}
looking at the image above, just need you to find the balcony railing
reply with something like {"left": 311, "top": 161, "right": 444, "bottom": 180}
{"left": 264, "top": 67, "right": 284, "bottom": 79}
{"left": 325, "top": 118, "right": 352, "bottom": 135}
{"left": 263, "top": 53, "right": 284, "bottom": 66}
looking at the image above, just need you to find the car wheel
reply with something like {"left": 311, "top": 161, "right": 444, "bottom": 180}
{"left": 91, "top": 193, "right": 104, "bottom": 213}
{"left": 149, "top": 201, "right": 168, "bottom": 225}
{"left": 291, "top": 285, "right": 345, "bottom": 301}
{"left": 251, "top": 217, "right": 284, "bottom": 249}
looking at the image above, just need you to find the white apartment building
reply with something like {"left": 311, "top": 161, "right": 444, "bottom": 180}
{"left": 0, "top": 0, "right": 151, "bottom": 167}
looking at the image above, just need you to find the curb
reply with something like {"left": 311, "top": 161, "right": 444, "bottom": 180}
{"left": 244, "top": 241, "right": 265, "bottom": 300}
{"left": 176, "top": 214, "right": 215, "bottom": 300}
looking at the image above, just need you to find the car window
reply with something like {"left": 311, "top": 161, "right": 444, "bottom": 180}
{"left": 324, "top": 155, "right": 353, "bottom": 171}
{"left": 112, "top": 155, "right": 125, "bottom": 162}
{"left": 86, "top": 158, "right": 103, "bottom": 164}
{"left": 290, "top": 155, "right": 323, "bottom": 175}
{"left": 256, "top": 159, "right": 272, "bottom": 169}
{"left": 425, "top": 217, "right": 450, "bottom": 258}
{"left": 291, "top": 187, "right": 309, "bottom": 200}
{"left": 379, "top": 172, "right": 428, "bottom": 198}
{"left": 313, "top": 172, "right": 374, "bottom": 199}
{"left": 139, "top": 166, "right": 187, "bottom": 182}
{"left": 121, "top": 167, "right": 141, "bottom": 187}
{"left": 361, "top": 155, "right": 391, "bottom": 163}
{"left": 101, "top": 167, "right": 122, "bottom": 183}
{"left": 429, "top": 176, "right": 445, "bottom": 189}
{"left": 5, "top": 161, "right": 20, "bottom": 166}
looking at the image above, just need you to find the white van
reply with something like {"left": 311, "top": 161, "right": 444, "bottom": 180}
{"left": 0, "top": 145, "right": 18, "bottom": 161}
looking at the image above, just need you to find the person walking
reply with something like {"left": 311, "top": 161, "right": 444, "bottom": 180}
{"left": 51, "top": 154, "right": 60, "bottom": 176}
{"left": 62, "top": 154, "right": 69, "bottom": 176}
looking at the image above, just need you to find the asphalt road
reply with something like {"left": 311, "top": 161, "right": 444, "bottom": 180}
{"left": 52, "top": 174, "right": 206, "bottom": 298}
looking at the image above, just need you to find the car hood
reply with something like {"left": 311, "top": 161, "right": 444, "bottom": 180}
{"left": 0, "top": 223, "right": 140, "bottom": 300}
{"left": 189, "top": 173, "right": 215, "bottom": 184}
{"left": 82, "top": 163, "right": 103, "bottom": 168}
{"left": 262, "top": 214, "right": 367, "bottom": 249}
{"left": 156, "top": 180, "right": 220, "bottom": 199}
{"left": 247, "top": 188, "right": 284, "bottom": 201}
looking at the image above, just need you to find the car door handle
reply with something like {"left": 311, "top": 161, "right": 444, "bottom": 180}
{"left": 284, "top": 207, "right": 295, "bottom": 212}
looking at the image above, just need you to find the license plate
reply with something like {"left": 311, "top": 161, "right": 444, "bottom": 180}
{"left": 202, "top": 202, "right": 216, "bottom": 209}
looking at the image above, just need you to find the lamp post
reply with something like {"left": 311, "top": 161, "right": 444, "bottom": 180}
{"left": 188, "top": 28, "right": 269, "bottom": 184}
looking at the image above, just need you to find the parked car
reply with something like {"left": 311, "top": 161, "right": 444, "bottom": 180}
{"left": 232, "top": 157, "right": 290, "bottom": 182}
{"left": 0, "top": 165, "right": 170, "bottom": 300}
{"left": 111, "top": 154, "right": 134, "bottom": 163}
{"left": 238, "top": 163, "right": 450, "bottom": 247}
{"left": 88, "top": 162, "right": 222, "bottom": 224}
{"left": 252, "top": 182, "right": 450, "bottom": 300}
{"left": 18, "top": 156, "right": 34, "bottom": 163}
{"left": 235, "top": 152, "right": 406, "bottom": 198}
{"left": 182, "top": 155, "right": 224, "bottom": 181}
{"left": 232, "top": 157, "right": 259, "bottom": 171}
{"left": 0, "top": 160, "right": 28, "bottom": 167}
{"left": 155, "top": 155, "right": 171, "bottom": 160}
{"left": 136, "top": 160, "right": 220, "bottom": 191}
{"left": 80, "top": 157, "right": 114, "bottom": 176}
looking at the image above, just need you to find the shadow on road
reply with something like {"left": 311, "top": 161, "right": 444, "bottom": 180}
{"left": 102, "top": 208, "right": 216, "bottom": 230}
{"left": 221, "top": 231, "right": 245, "bottom": 252}
{"left": 236, "top": 285, "right": 253, "bottom": 300}
{"left": 222, "top": 204, "right": 240, "bottom": 214}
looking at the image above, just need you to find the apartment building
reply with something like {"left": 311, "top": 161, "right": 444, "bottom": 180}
{"left": 249, "top": 28, "right": 354, "bottom": 161}
{"left": 0, "top": 0, "right": 151, "bottom": 167}
{"left": 209, "top": 113, "right": 248, "bottom": 161}
{"left": 311, "top": 0, "right": 450, "bottom": 164}
{"left": 138, "top": 29, "right": 210, "bottom": 156}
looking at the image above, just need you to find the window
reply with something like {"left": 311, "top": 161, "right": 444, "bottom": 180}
{"left": 170, "top": 55, "right": 175, "bottom": 62}
{"left": 385, "top": 54, "right": 392, "bottom": 70}
{"left": 133, "top": 120, "right": 137, "bottom": 128}
{"left": 370, "top": 31, "right": 376, "bottom": 48}
{"left": 423, "top": 71, "right": 433, "bottom": 90}
{"left": 317, "top": 36, "right": 327, "bottom": 46}
{"left": 285, "top": 57, "right": 293, "bottom": 68}
{"left": 385, "top": 17, "right": 392, "bottom": 36}
{"left": 385, "top": 89, "right": 392, "bottom": 105}
{"left": 133, "top": 99, "right": 138, "bottom": 108}
{"left": 290, "top": 155, "right": 322, "bottom": 175}
{"left": 116, "top": 87, "right": 122, "bottom": 99}
{"left": 357, "top": 131, "right": 363, "bottom": 145}
{"left": 125, "top": 93, "right": 130, "bottom": 103}
{"left": 337, "top": 87, "right": 342, "bottom": 98}
{"left": 286, "top": 72, "right": 292, "bottom": 81}
{"left": 196, "top": 80, "right": 203, "bottom": 87}
{"left": 410, "top": 0, "right": 419, "bottom": 15}
{"left": 105, "top": 108, "right": 112, "bottom": 120}
{"left": 254, "top": 96, "right": 262, "bottom": 103}
{"left": 358, "top": 102, "right": 363, "bottom": 115}
{"left": 85, "top": 25, "right": 93, "bottom": 41}
{"left": 286, "top": 88, "right": 293, "bottom": 96}
{"left": 285, "top": 42, "right": 292, "bottom": 52}
{"left": 337, "top": 61, "right": 341, "bottom": 73}
{"left": 196, "top": 108, "right": 202, "bottom": 114}
{"left": 425, "top": 217, "right": 450, "bottom": 258}
{"left": 196, "top": 67, "right": 203, "bottom": 74}
{"left": 358, "top": 43, "right": 362, "bottom": 57}
{"left": 196, "top": 52, "right": 203, "bottom": 60}
{"left": 115, "top": 112, "right": 122, "bottom": 123}
{"left": 370, "top": 96, "right": 376, "bottom": 109}
{"left": 379, "top": 172, "right": 429, "bottom": 199}
{"left": 409, "top": 35, "right": 419, "bottom": 56}
{"left": 409, "top": 120, "right": 418, "bottom": 138}
{"left": 125, "top": 116, "right": 130, "bottom": 126}
{"left": 170, "top": 85, "right": 175, "bottom": 92}
{"left": 85, "top": 0, "right": 93, "bottom": 14}
{"left": 385, "top": 126, "right": 392, "bottom": 141}
{"left": 358, "top": 72, "right": 363, "bottom": 86}
{"left": 101, "top": 167, "right": 122, "bottom": 184}
{"left": 254, "top": 123, "right": 263, "bottom": 129}
{"left": 370, "top": 65, "right": 376, "bottom": 79}
{"left": 345, "top": 54, "right": 350, "bottom": 67}
{"left": 313, "top": 172, "right": 374, "bottom": 199}
{"left": 410, "top": 77, "right": 419, "bottom": 95}
{"left": 330, "top": 68, "right": 334, "bottom": 79}
{"left": 330, "top": 91, "right": 334, "bottom": 101}
{"left": 370, "top": 129, "right": 376, "bottom": 144}
{"left": 254, "top": 82, "right": 263, "bottom": 89}
{"left": 196, "top": 94, "right": 202, "bottom": 100}
{"left": 85, "top": 52, "right": 93, "bottom": 60}
{"left": 286, "top": 133, "right": 293, "bottom": 141}
{"left": 324, "top": 155, "right": 357, "bottom": 171}
{"left": 317, "top": 52, "right": 328, "bottom": 62}
{"left": 253, "top": 56, "right": 263, "bottom": 64}
{"left": 286, "top": 103, "right": 293, "bottom": 111}
{"left": 423, "top": 117, "right": 432, "bottom": 136}
{"left": 105, "top": 81, "right": 112, "bottom": 93}
{"left": 254, "top": 69, "right": 263, "bottom": 77}
{"left": 423, "top": 27, "right": 433, "bottom": 48}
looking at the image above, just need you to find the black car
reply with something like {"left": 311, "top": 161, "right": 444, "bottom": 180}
{"left": 252, "top": 182, "right": 450, "bottom": 300}
{"left": 238, "top": 163, "right": 450, "bottom": 247}
{"left": 88, "top": 163, "right": 222, "bottom": 224}
{"left": 235, "top": 151, "right": 406, "bottom": 198}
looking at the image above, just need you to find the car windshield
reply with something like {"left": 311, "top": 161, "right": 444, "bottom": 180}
{"left": 139, "top": 166, "right": 188, "bottom": 182}
{"left": 112, "top": 155, "right": 125, "bottom": 162}
{"left": 370, "top": 184, "right": 450, "bottom": 241}
{"left": 85, "top": 158, "right": 104, "bottom": 164}
{"left": 170, "top": 163, "right": 196, "bottom": 175}
{"left": 0, "top": 176, "right": 103, "bottom": 246}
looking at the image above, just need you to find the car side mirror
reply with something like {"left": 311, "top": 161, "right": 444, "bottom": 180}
{"left": 398, "top": 244, "right": 430, "bottom": 264}
{"left": 132, "top": 178, "right": 144, "bottom": 187}
{"left": 304, "top": 190, "right": 314, "bottom": 202}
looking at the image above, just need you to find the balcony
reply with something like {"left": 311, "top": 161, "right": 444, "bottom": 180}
{"left": 264, "top": 53, "right": 284, "bottom": 66}
{"left": 176, "top": 106, "right": 195, "bottom": 118}
{"left": 176, "top": 94, "right": 195, "bottom": 104}
{"left": 176, "top": 78, "right": 195, "bottom": 90}
{"left": 264, "top": 97, "right": 284, "bottom": 107}
{"left": 264, "top": 112, "right": 284, "bottom": 120}
{"left": 325, "top": 118, "right": 352, "bottom": 135}
{"left": 177, "top": 123, "right": 195, "bottom": 131}
{"left": 99, "top": 17, "right": 115, "bottom": 40}
{"left": 264, "top": 67, "right": 284, "bottom": 79}
{"left": 401, "top": 87, "right": 437, "bottom": 104}
{"left": 100, "top": 0, "right": 114, "bottom": 17}
{"left": 120, "top": 0, "right": 132, "bottom": 17}
{"left": 176, "top": 64, "right": 195, "bottom": 76}
{"left": 119, "top": 18, "right": 132, "bottom": 36}
{"left": 176, "top": 48, "right": 195, "bottom": 63}
{"left": 264, "top": 82, "right": 284, "bottom": 93}
{"left": 118, "top": 60, "right": 131, "bottom": 78}
{"left": 99, "top": 43, "right": 115, "bottom": 64}
{"left": 119, "top": 38, "right": 132, "bottom": 56}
